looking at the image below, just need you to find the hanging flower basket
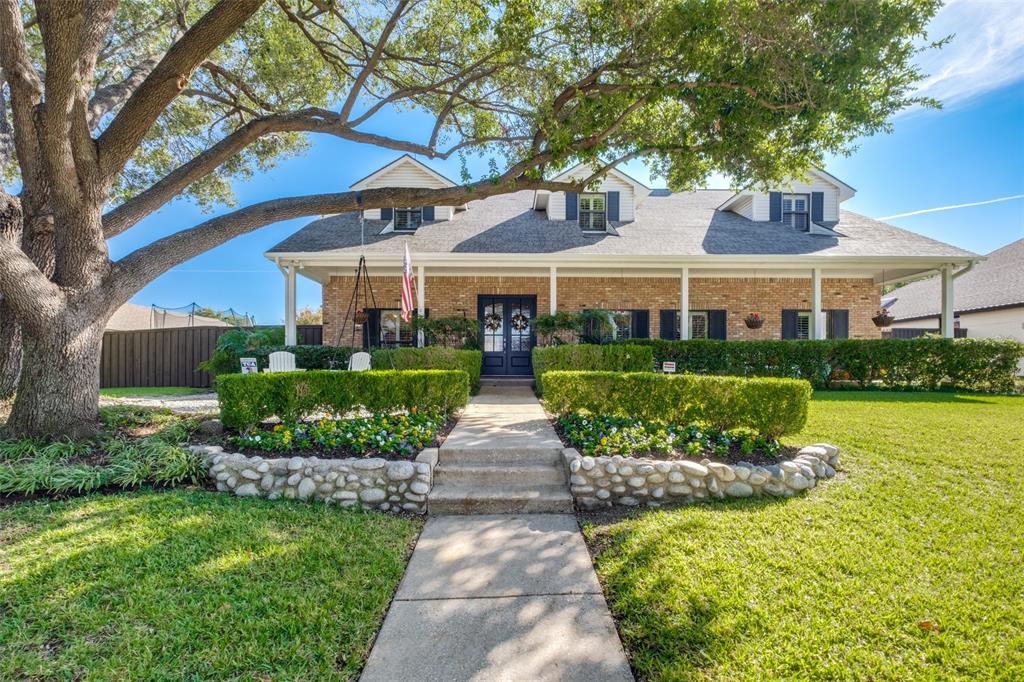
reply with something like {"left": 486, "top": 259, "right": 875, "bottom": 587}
{"left": 872, "top": 308, "right": 894, "bottom": 328}
{"left": 353, "top": 309, "right": 368, "bottom": 325}
{"left": 484, "top": 312, "right": 502, "bottom": 331}
{"left": 510, "top": 312, "right": 530, "bottom": 331}
{"left": 744, "top": 312, "right": 764, "bottom": 329}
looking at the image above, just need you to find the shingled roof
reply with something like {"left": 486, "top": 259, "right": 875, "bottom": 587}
{"left": 884, "top": 238, "right": 1024, "bottom": 321}
{"left": 267, "top": 189, "right": 977, "bottom": 259}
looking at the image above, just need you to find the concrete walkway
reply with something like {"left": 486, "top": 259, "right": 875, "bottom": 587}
{"left": 361, "top": 514, "right": 633, "bottom": 681}
{"left": 361, "top": 386, "right": 633, "bottom": 681}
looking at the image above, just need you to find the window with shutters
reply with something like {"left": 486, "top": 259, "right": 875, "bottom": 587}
{"left": 579, "top": 193, "right": 607, "bottom": 231}
{"left": 795, "top": 311, "right": 811, "bottom": 340}
{"left": 688, "top": 311, "right": 708, "bottom": 339}
{"left": 393, "top": 208, "right": 422, "bottom": 231}
{"left": 782, "top": 194, "right": 809, "bottom": 231}
{"left": 378, "top": 310, "right": 415, "bottom": 346}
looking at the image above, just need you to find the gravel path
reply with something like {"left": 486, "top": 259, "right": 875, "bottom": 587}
{"left": 99, "top": 393, "right": 219, "bottom": 414}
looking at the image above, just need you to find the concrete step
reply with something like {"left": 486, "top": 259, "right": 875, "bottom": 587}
{"left": 438, "top": 447, "right": 563, "bottom": 466}
{"left": 434, "top": 462, "right": 566, "bottom": 487}
{"left": 480, "top": 377, "right": 535, "bottom": 388}
{"left": 429, "top": 484, "right": 574, "bottom": 515}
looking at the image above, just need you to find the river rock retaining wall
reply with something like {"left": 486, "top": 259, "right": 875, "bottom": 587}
{"left": 563, "top": 444, "right": 840, "bottom": 509}
{"left": 189, "top": 445, "right": 438, "bottom": 513}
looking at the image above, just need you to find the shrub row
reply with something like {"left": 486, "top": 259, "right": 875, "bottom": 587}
{"left": 216, "top": 370, "right": 470, "bottom": 430}
{"left": 627, "top": 338, "right": 1024, "bottom": 392}
{"left": 371, "top": 348, "right": 482, "bottom": 393}
{"left": 532, "top": 344, "right": 654, "bottom": 394}
{"left": 541, "top": 371, "right": 811, "bottom": 437}
{"left": 251, "top": 345, "right": 357, "bottom": 371}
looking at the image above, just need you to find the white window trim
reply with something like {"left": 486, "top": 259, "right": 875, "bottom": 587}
{"left": 782, "top": 193, "right": 810, "bottom": 230}
{"left": 795, "top": 311, "right": 811, "bottom": 340}
{"left": 393, "top": 207, "right": 423, "bottom": 232}
{"left": 579, "top": 193, "right": 607, "bottom": 232}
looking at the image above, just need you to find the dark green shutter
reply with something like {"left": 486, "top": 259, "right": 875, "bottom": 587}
{"left": 380, "top": 207, "right": 393, "bottom": 221}
{"left": 769, "top": 192, "right": 782, "bottom": 222}
{"left": 828, "top": 309, "right": 849, "bottom": 339}
{"left": 781, "top": 309, "right": 798, "bottom": 340}
{"left": 709, "top": 310, "right": 727, "bottom": 340}
{"left": 631, "top": 310, "right": 650, "bottom": 339}
{"left": 422, "top": 206, "right": 435, "bottom": 221}
{"left": 811, "top": 192, "right": 824, "bottom": 223}
{"left": 566, "top": 192, "right": 578, "bottom": 220}
{"left": 607, "top": 191, "right": 620, "bottom": 221}
{"left": 659, "top": 310, "right": 678, "bottom": 340}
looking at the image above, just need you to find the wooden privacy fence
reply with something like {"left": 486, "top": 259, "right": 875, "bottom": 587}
{"left": 100, "top": 324, "right": 323, "bottom": 388}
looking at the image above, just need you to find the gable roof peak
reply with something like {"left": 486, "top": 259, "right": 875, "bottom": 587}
{"left": 349, "top": 153, "right": 458, "bottom": 190}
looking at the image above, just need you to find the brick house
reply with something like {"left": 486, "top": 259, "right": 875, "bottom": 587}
{"left": 267, "top": 155, "right": 978, "bottom": 376}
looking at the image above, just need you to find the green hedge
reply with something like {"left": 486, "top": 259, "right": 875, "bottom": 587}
{"left": 628, "top": 338, "right": 1024, "bottom": 393}
{"left": 541, "top": 371, "right": 811, "bottom": 437}
{"left": 216, "top": 370, "right": 470, "bottom": 430}
{"left": 371, "top": 348, "right": 482, "bottom": 393}
{"left": 532, "top": 344, "right": 654, "bottom": 394}
{"left": 252, "top": 345, "right": 358, "bottom": 371}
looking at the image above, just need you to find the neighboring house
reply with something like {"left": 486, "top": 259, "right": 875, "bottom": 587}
{"left": 105, "top": 302, "right": 232, "bottom": 331}
{"left": 884, "top": 238, "right": 1024, "bottom": 342}
{"left": 267, "top": 154, "right": 978, "bottom": 376}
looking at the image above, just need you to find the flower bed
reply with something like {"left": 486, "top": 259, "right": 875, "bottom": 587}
{"left": 556, "top": 414, "right": 785, "bottom": 464}
{"left": 228, "top": 410, "right": 452, "bottom": 461}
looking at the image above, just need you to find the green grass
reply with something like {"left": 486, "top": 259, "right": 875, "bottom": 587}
{"left": 0, "top": 490, "right": 421, "bottom": 680}
{"left": 583, "top": 391, "right": 1024, "bottom": 681}
{"left": 100, "top": 386, "right": 210, "bottom": 398}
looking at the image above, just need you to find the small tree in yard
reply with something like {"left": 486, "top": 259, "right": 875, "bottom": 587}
{"left": 0, "top": 0, "right": 942, "bottom": 437}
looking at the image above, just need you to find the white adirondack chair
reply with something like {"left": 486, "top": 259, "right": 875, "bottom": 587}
{"left": 347, "top": 352, "right": 372, "bottom": 371}
{"left": 266, "top": 350, "right": 297, "bottom": 373}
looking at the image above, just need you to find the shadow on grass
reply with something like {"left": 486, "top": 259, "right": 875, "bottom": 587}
{"left": 811, "top": 390, "right": 1005, "bottom": 404}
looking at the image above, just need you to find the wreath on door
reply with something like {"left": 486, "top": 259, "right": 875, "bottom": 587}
{"left": 483, "top": 312, "right": 502, "bottom": 331}
{"left": 510, "top": 312, "right": 530, "bottom": 331}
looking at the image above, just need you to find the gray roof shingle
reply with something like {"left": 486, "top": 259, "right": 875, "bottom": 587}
{"left": 267, "top": 189, "right": 977, "bottom": 259}
{"left": 884, "top": 238, "right": 1024, "bottom": 320}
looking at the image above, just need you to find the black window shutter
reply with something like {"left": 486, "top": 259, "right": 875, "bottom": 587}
{"left": 828, "top": 309, "right": 849, "bottom": 339}
{"left": 607, "top": 191, "right": 620, "bottom": 221}
{"left": 631, "top": 310, "right": 650, "bottom": 339}
{"left": 422, "top": 206, "right": 435, "bottom": 221}
{"left": 769, "top": 192, "right": 782, "bottom": 222}
{"left": 566, "top": 192, "right": 578, "bottom": 220}
{"left": 781, "top": 309, "right": 798, "bottom": 340}
{"left": 659, "top": 310, "right": 678, "bottom": 340}
{"left": 363, "top": 308, "right": 381, "bottom": 347}
{"left": 811, "top": 192, "right": 824, "bottom": 223}
{"left": 380, "top": 207, "right": 393, "bottom": 221}
{"left": 709, "top": 310, "right": 727, "bottom": 340}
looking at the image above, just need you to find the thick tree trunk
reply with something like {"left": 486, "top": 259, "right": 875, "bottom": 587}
{"left": 0, "top": 303, "right": 20, "bottom": 400}
{"left": 4, "top": 319, "right": 105, "bottom": 439}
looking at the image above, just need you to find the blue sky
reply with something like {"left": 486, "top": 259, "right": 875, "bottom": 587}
{"left": 109, "top": 0, "right": 1024, "bottom": 324}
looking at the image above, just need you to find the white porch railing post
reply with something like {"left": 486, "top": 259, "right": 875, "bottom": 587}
{"left": 417, "top": 265, "right": 425, "bottom": 347}
{"left": 550, "top": 266, "right": 557, "bottom": 314}
{"left": 284, "top": 263, "right": 297, "bottom": 346}
{"left": 811, "top": 267, "right": 824, "bottom": 340}
{"left": 680, "top": 266, "right": 690, "bottom": 340}
{"left": 941, "top": 265, "right": 954, "bottom": 338}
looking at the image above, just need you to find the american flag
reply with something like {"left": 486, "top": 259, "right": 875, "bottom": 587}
{"left": 401, "top": 243, "right": 414, "bottom": 323}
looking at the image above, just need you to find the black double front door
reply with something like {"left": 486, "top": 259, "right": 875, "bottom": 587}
{"left": 478, "top": 295, "right": 536, "bottom": 376}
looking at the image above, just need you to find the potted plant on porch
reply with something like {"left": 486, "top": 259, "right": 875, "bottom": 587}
{"left": 744, "top": 312, "right": 764, "bottom": 329}
{"left": 872, "top": 307, "right": 894, "bottom": 328}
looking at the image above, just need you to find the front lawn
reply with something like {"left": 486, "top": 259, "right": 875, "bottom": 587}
{"left": 0, "top": 490, "right": 421, "bottom": 680}
{"left": 584, "top": 391, "right": 1024, "bottom": 681}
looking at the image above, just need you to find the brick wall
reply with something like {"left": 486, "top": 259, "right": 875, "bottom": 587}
{"left": 322, "top": 274, "right": 881, "bottom": 345}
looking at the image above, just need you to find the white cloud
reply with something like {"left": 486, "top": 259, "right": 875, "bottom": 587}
{"left": 876, "top": 194, "right": 1024, "bottom": 220}
{"left": 912, "top": 0, "right": 1024, "bottom": 106}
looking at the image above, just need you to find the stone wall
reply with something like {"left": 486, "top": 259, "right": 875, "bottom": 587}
{"left": 322, "top": 274, "right": 881, "bottom": 344}
{"left": 191, "top": 445, "right": 438, "bottom": 513}
{"left": 563, "top": 444, "right": 840, "bottom": 509}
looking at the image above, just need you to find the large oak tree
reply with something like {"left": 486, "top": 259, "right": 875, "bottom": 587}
{"left": 0, "top": 0, "right": 941, "bottom": 438}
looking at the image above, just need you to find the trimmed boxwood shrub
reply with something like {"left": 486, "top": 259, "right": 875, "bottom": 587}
{"left": 371, "top": 347, "right": 482, "bottom": 393}
{"left": 252, "top": 345, "right": 358, "bottom": 371}
{"left": 541, "top": 371, "right": 811, "bottom": 437}
{"left": 532, "top": 344, "right": 654, "bottom": 394}
{"left": 217, "top": 369, "right": 470, "bottom": 430}
{"left": 629, "top": 338, "right": 1024, "bottom": 393}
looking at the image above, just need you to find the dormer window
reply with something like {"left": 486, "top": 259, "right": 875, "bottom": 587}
{"left": 782, "top": 194, "right": 809, "bottom": 231}
{"left": 579, "top": 193, "right": 607, "bottom": 232}
{"left": 394, "top": 207, "right": 422, "bottom": 231}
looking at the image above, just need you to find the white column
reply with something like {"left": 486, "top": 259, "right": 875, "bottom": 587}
{"left": 284, "top": 264, "right": 297, "bottom": 346}
{"left": 811, "top": 267, "right": 824, "bottom": 340}
{"left": 680, "top": 267, "right": 690, "bottom": 340}
{"left": 940, "top": 265, "right": 955, "bottom": 338}
{"left": 549, "top": 266, "right": 558, "bottom": 314}
{"left": 417, "top": 265, "right": 425, "bottom": 347}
